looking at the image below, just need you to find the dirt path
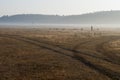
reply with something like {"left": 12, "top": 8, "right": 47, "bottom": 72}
{"left": 73, "top": 36, "right": 120, "bottom": 80}
{"left": 0, "top": 34, "right": 120, "bottom": 80}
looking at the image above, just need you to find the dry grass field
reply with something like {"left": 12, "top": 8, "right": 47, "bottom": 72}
{"left": 0, "top": 27, "right": 120, "bottom": 80}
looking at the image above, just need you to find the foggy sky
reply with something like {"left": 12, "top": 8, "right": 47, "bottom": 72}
{"left": 0, "top": 0, "right": 120, "bottom": 16}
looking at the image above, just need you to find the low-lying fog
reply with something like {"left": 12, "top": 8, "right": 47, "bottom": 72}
{"left": 0, "top": 23, "right": 120, "bottom": 31}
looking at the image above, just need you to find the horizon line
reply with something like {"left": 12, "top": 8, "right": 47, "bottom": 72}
{"left": 0, "top": 10, "right": 120, "bottom": 17}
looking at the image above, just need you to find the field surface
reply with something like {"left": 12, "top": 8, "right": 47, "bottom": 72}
{"left": 0, "top": 27, "right": 120, "bottom": 80}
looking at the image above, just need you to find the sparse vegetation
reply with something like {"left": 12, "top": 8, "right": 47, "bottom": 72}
{"left": 0, "top": 27, "right": 120, "bottom": 80}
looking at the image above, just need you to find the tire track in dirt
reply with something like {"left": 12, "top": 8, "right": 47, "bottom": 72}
{"left": 72, "top": 36, "right": 120, "bottom": 80}
{"left": 0, "top": 34, "right": 120, "bottom": 80}
{"left": 73, "top": 54, "right": 120, "bottom": 80}
{"left": 96, "top": 39, "right": 120, "bottom": 65}
{"left": 73, "top": 36, "right": 120, "bottom": 65}
{"left": 1, "top": 34, "right": 116, "bottom": 64}
{"left": 17, "top": 35, "right": 120, "bottom": 67}
{"left": 17, "top": 36, "right": 120, "bottom": 65}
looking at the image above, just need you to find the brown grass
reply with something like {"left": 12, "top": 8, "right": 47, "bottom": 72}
{"left": 0, "top": 27, "right": 119, "bottom": 80}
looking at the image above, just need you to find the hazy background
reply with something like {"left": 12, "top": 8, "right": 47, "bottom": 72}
{"left": 0, "top": 0, "right": 120, "bottom": 16}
